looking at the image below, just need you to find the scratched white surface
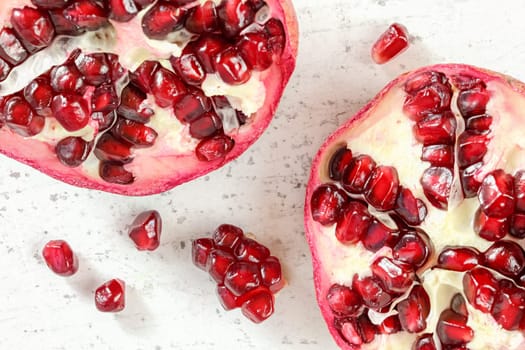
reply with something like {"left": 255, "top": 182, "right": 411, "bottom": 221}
{"left": 2, "top": 1, "right": 525, "bottom": 349}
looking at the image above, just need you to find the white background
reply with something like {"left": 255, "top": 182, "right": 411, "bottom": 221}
{"left": 2, "top": 0, "right": 525, "bottom": 349}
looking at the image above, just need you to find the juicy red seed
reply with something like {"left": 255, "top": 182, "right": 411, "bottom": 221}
{"left": 237, "top": 32, "right": 273, "bottom": 71}
{"left": 0, "top": 58, "right": 11, "bottom": 82}
{"left": 234, "top": 238, "right": 270, "bottom": 263}
{"left": 63, "top": 0, "right": 108, "bottom": 30}
{"left": 341, "top": 154, "right": 376, "bottom": 194}
{"left": 448, "top": 295, "right": 468, "bottom": 320}
{"left": 50, "top": 64, "right": 85, "bottom": 93}
{"left": 195, "top": 134, "right": 234, "bottom": 162}
{"left": 371, "top": 23, "right": 409, "bottom": 64}
{"left": 421, "top": 144, "right": 454, "bottom": 167}
{"left": 335, "top": 314, "right": 376, "bottom": 346}
{"left": 514, "top": 170, "right": 525, "bottom": 211}
{"left": 193, "top": 35, "right": 229, "bottom": 73}
{"left": 189, "top": 112, "right": 222, "bottom": 139}
{"left": 260, "top": 256, "right": 284, "bottom": 293}
{"left": 192, "top": 238, "right": 215, "bottom": 270}
{"left": 0, "top": 27, "right": 29, "bottom": 66}
{"left": 4, "top": 96, "right": 45, "bottom": 136}
{"left": 474, "top": 208, "right": 509, "bottom": 241}
{"left": 491, "top": 280, "right": 525, "bottom": 330}
{"left": 240, "top": 288, "right": 274, "bottom": 323}
{"left": 48, "top": 9, "right": 80, "bottom": 36}
{"left": 55, "top": 136, "right": 92, "bottom": 167}
{"left": 170, "top": 51, "right": 206, "bottom": 86}
{"left": 95, "top": 279, "right": 125, "bottom": 312}
{"left": 371, "top": 256, "right": 415, "bottom": 294}
{"left": 420, "top": 166, "right": 453, "bottom": 210}
{"left": 141, "top": 1, "right": 186, "bottom": 39}
{"left": 113, "top": 118, "right": 158, "bottom": 147}
{"left": 450, "top": 74, "right": 486, "bottom": 90}
{"left": 74, "top": 53, "right": 110, "bottom": 86}
{"left": 42, "top": 240, "right": 78, "bottom": 276}
{"left": 218, "top": 0, "right": 255, "bottom": 37}
{"left": 92, "top": 111, "right": 116, "bottom": 131}
{"left": 94, "top": 133, "right": 133, "bottom": 163}
{"left": 457, "top": 88, "right": 490, "bottom": 117}
{"left": 361, "top": 219, "right": 397, "bottom": 252}
{"left": 11, "top": 7, "right": 55, "bottom": 52}
{"left": 108, "top": 0, "right": 139, "bottom": 22}
{"left": 457, "top": 131, "right": 488, "bottom": 168}
{"left": 394, "top": 187, "right": 427, "bottom": 225}
{"left": 466, "top": 114, "right": 492, "bottom": 134}
{"left": 31, "top": 0, "right": 71, "bottom": 9}
{"left": 91, "top": 84, "right": 118, "bottom": 113}
{"left": 173, "top": 89, "right": 212, "bottom": 123}
{"left": 396, "top": 285, "right": 430, "bottom": 333}
{"left": 436, "top": 309, "right": 473, "bottom": 346}
{"left": 404, "top": 70, "right": 448, "bottom": 95}
{"left": 99, "top": 161, "right": 134, "bottom": 184}
{"left": 207, "top": 249, "right": 235, "bottom": 282}
{"left": 326, "top": 284, "right": 364, "bottom": 317}
{"left": 185, "top": 1, "right": 219, "bottom": 33}
{"left": 414, "top": 111, "right": 457, "bottom": 145}
{"left": 214, "top": 47, "right": 251, "bottom": 85}
{"left": 378, "top": 315, "right": 401, "bottom": 334}
{"left": 224, "top": 261, "right": 261, "bottom": 296}
{"left": 328, "top": 147, "right": 353, "bottom": 181}
{"left": 413, "top": 333, "right": 437, "bottom": 350}
{"left": 463, "top": 267, "right": 499, "bottom": 313}
{"left": 212, "top": 224, "right": 244, "bottom": 251}
{"left": 352, "top": 275, "right": 393, "bottom": 310}
{"left": 128, "top": 210, "right": 162, "bottom": 251}
{"left": 510, "top": 213, "right": 525, "bottom": 238}
{"left": 437, "top": 247, "right": 480, "bottom": 272}
{"left": 460, "top": 162, "right": 483, "bottom": 198}
{"left": 130, "top": 60, "right": 160, "bottom": 93}
{"left": 483, "top": 240, "right": 525, "bottom": 278}
{"left": 217, "top": 284, "right": 238, "bottom": 310}
{"left": 392, "top": 231, "right": 430, "bottom": 268}
{"left": 363, "top": 165, "right": 400, "bottom": 211}
{"left": 264, "top": 18, "right": 285, "bottom": 57}
{"left": 51, "top": 94, "right": 90, "bottom": 132}
{"left": 151, "top": 67, "right": 186, "bottom": 108}
{"left": 335, "top": 201, "right": 371, "bottom": 244}
{"left": 106, "top": 54, "right": 125, "bottom": 81}
{"left": 310, "top": 184, "right": 349, "bottom": 226}
{"left": 118, "top": 84, "right": 154, "bottom": 123}
{"left": 403, "top": 83, "right": 452, "bottom": 121}
{"left": 478, "top": 169, "right": 515, "bottom": 218}
{"left": 24, "top": 77, "right": 54, "bottom": 116}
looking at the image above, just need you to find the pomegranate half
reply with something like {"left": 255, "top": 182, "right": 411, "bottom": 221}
{"left": 0, "top": 0, "right": 298, "bottom": 195}
{"left": 305, "top": 64, "right": 525, "bottom": 349}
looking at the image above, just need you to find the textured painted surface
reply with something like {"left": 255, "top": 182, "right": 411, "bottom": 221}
{"left": 1, "top": 0, "right": 525, "bottom": 349}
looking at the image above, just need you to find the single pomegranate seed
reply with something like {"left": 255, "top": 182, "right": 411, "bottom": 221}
{"left": 117, "top": 84, "right": 154, "bottom": 123}
{"left": 403, "top": 83, "right": 452, "bottom": 121}
{"left": 141, "top": 1, "right": 186, "bottom": 39}
{"left": 460, "top": 162, "right": 483, "bottom": 198}
{"left": 224, "top": 261, "right": 261, "bottom": 296}
{"left": 10, "top": 7, "right": 55, "bottom": 53}
{"left": 214, "top": 47, "right": 251, "bottom": 85}
{"left": 341, "top": 154, "right": 376, "bottom": 194}
{"left": 189, "top": 112, "right": 223, "bottom": 139}
{"left": 335, "top": 201, "right": 372, "bottom": 244}
{"left": 264, "top": 18, "right": 286, "bottom": 57}
{"left": 352, "top": 275, "right": 394, "bottom": 310}
{"left": 192, "top": 238, "right": 215, "bottom": 270}
{"left": 363, "top": 165, "right": 400, "bottom": 211}
{"left": 451, "top": 293, "right": 468, "bottom": 317}
{"left": 92, "top": 111, "right": 116, "bottom": 131}
{"left": 50, "top": 64, "right": 85, "bottom": 93}
{"left": 74, "top": 53, "right": 110, "bottom": 86}
{"left": 457, "top": 131, "right": 488, "bottom": 168}
{"left": 394, "top": 187, "right": 427, "bottom": 225}
{"left": 421, "top": 144, "right": 454, "bottom": 168}
{"left": 31, "top": 0, "right": 71, "bottom": 9}
{"left": 192, "top": 35, "right": 229, "bottom": 73}
{"left": 482, "top": 240, "right": 525, "bottom": 278}
{"left": 414, "top": 111, "right": 457, "bottom": 145}
{"left": 42, "top": 240, "right": 78, "bottom": 276}
{"left": 413, "top": 333, "right": 436, "bottom": 350}
{"left": 310, "top": 184, "right": 349, "bottom": 226}
{"left": 335, "top": 315, "right": 377, "bottom": 346}
{"left": 151, "top": 67, "right": 186, "bottom": 108}
{"left": 260, "top": 256, "right": 284, "bottom": 293}
{"left": 465, "top": 114, "right": 492, "bottom": 134}
{"left": 113, "top": 119, "right": 158, "bottom": 147}
{"left": 218, "top": 0, "right": 255, "bottom": 37}
{"left": 240, "top": 288, "right": 274, "bottom": 323}
{"left": 48, "top": 8, "right": 80, "bottom": 36}
{"left": 510, "top": 213, "right": 525, "bottom": 238}
{"left": 478, "top": 169, "right": 515, "bottom": 218}
{"left": 128, "top": 210, "right": 162, "bottom": 251}
{"left": 108, "top": 0, "right": 139, "bottom": 22}
{"left": 457, "top": 88, "right": 490, "bottom": 117}
{"left": 106, "top": 54, "right": 126, "bottom": 81}
{"left": 463, "top": 267, "right": 499, "bottom": 313}
{"left": 3, "top": 96, "right": 45, "bottom": 136}
{"left": 130, "top": 60, "right": 160, "bottom": 93}
{"left": 216, "top": 284, "right": 238, "bottom": 310}
{"left": 371, "top": 23, "right": 409, "bottom": 64}
{"left": 212, "top": 224, "right": 244, "bottom": 251}
{"left": 95, "top": 279, "right": 125, "bottom": 312}
{"left": 436, "top": 309, "right": 473, "bottom": 346}
{"left": 392, "top": 231, "right": 431, "bottom": 268}
{"left": 328, "top": 147, "right": 353, "bottom": 181}
{"left": 91, "top": 84, "right": 118, "bottom": 113}
{"left": 94, "top": 133, "right": 133, "bottom": 163}
{"left": 51, "top": 94, "right": 90, "bottom": 132}
{"left": 55, "top": 136, "right": 92, "bottom": 167}
{"left": 371, "top": 256, "right": 415, "bottom": 293}
{"left": 420, "top": 166, "right": 453, "bottom": 210}
{"left": 206, "top": 249, "right": 235, "bottom": 282}
{"left": 237, "top": 32, "right": 273, "bottom": 71}
{"left": 514, "top": 170, "right": 525, "bottom": 211}
{"left": 234, "top": 238, "right": 270, "bottom": 263}
{"left": 361, "top": 219, "right": 397, "bottom": 252}
{"left": 0, "top": 27, "right": 28, "bottom": 66}
{"left": 491, "top": 279, "right": 525, "bottom": 330}
{"left": 173, "top": 89, "right": 212, "bottom": 123}
{"left": 450, "top": 74, "right": 486, "bottom": 90}
{"left": 437, "top": 247, "right": 480, "bottom": 272}
{"left": 185, "top": 1, "right": 219, "bottom": 33}
{"left": 404, "top": 70, "right": 447, "bottom": 95}
{"left": 378, "top": 315, "right": 401, "bottom": 334}
{"left": 0, "top": 58, "right": 11, "bottom": 82}
{"left": 63, "top": 0, "right": 108, "bottom": 31}
{"left": 326, "top": 284, "right": 364, "bottom": 317}
{"left": 24, "top": 76, "right": 54, "bottom": 116}
{"left": 171, "top": 50, "right": 206, "bottom": 86}
{"left": 473, "top": 208, "right": 508, "bottom": 241}
{"left": 396, "top": 285, "right": 430, "bottom": 333}
{"left": 195, "top": 134, "right": 234, "bottom": 161}
{"left": 99, "top": 161, "right": 134, "bottom": 184}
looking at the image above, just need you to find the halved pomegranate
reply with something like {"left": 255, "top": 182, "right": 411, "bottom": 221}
{"left": 305, "top": 64, "right": 525, "bottom": 349}
{"left": 0, "top": 0, "right": 298, "bottom": 195}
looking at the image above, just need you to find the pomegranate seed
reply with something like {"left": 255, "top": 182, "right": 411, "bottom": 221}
{"left": 117, "top": 84, "right": 154, "bottom": 123}
{"left": 491, "top": 279, "right": 525, "bottom": 330}
{"left": 42, "top": 240, "right": 78, "bottom": 276}
{"left": 457, "top": 131, "right": 488, "bottom": 168}
{"left": 216, "top": 283, "right": 238, "bottom": 310}
{"left": 74, "top": 53, "right": 110, "bottom": 86}
{"left": 173, "top": 89, "right": 212, "bottom": 123}
{"left": 192, "top": 35, "right": 229, "bottom": 73}
{"left": 264, "top": 18, "right": 285, "bottom": 57}
{"left": 128, "top": 210, "right": 162, "bottom": 251}
{"left": 92, "top": 111, "right": 116, "bottom": 131}
{"left": 465, "top": 114, "right": 492, "bottom": 134}
{"left": 451, "top": 293, "right": 468, "bottom": 317}
{"left": 404, "top": 70, "right": 448, "bottom": 95}
{"left": 392, "top": 231, "right": 431, "bottom": 268}
{"left": 0, "top": 58, "right": 11, "bottom": 82}
{"left": 55, "top": 136, "right": 92, "bottom": 167}
{"left": 108, "top": 0, "right": 139, "bottom": 22}
{"left": 413, "top": 333, "right": 437, "bottom": 350}
{"left": 50, "top": 64, "right": 85, "bottom": 93}
{"left": 326, "top": 284, "right": 364, "bottom": 317}
{"left": 141, "top": 1, "right": 186, "bottom": 39}
{"left": 91, "top": 84, "right": 119, "bottom": 113}
{"left": 482, "top": 240, "right": 525, "bottom": 278}
{"left": 240, "top": 288, "right": 274, "bottom": 323}
{"left": 457, "top": 88, "right": 490, "bottom": 117}
{"left": 460, "top": 162, "right": 483, "bottom": 198}
{"left": 94, "top": 133, "right": 133, "bottom": 163}
{"left": 130, "top": 60, "right": 160, "bottom": 93}
{"left": 352, "top": 275, "right": 394, "bottom": 310}
{"left": 171, "top": 50, "right": 206, "bottom": 86}
{"left": 106, "top": 53, "right": 126, "bottom": 81}
{"left": 95, "top": 279, "right": 125, "bottom": 312}
{"left": 371, "top": 256, "right": 415, "bottom": 293}
{"left": 185, "top": 1, "right": 219, "bottom": 33}
{"left": 463, "top": 267, "right": 499, "bottom": 313}
{"left": 151, "top": 67, "right": 186, "bottom": 108}
{"left": 341, "top": 154, "right": 376, "bottom": 194}
{"left": 437, "top": 247, "right": 480, "bottom": 272}
{"left": 24, "top": 76, "right": 54, "bottom": 116}
{"left": 224, "top": 261, "right": 261, "bottom": 296}
{"left": 328, "top": 147, "right": 353, "bottom": 181}
{"left": 378, "top": 315, "right": 401, "bottom": 334}
{"left": 206, "top": 249, "right": 235, "bottom": 282}
{"left": 473, "top": 208, "right": 508, "bottom": 241}
{"left": 436, "top": 309, "right": 473, "bottom": 346}
{"left": 113, "top": 119, "right": 158, "bottom": 147}
{"left": 218, "top": 0, "right": 255, "bottom": 37}
{"left": 335, "top": 315, "right": 377, "bottom": 346}
{"left": 192, "top": 238, "right": 215, "bottom": 270}
{"left": 335, "top": 201, "right": 371, "bottom": 244}
{"left": 234, "top": 238, "right": 270, "bottom": 263}
{"left": 510, "top": 213, "right": 525, "bottom": 238}
{"left": 189, "top": 112, "right": 222, "bottom": 139}
{"left": 214, "top": 47, "right": 251, "bottom": 85}
{"left": 3, "top": 96, "right": 45, "bottom": 136}
{"left": 195, "top": 134, "right": 234, "bottom": 161}
{"left": 396, "top": 285, "right": 430, "bottom": 333}
{"left": 0, "top": 27, "right": 28, "bottom": 65}
{"left": 450, "top": 74, "right": 486, "bottom": 90}
{"left": 414, "top": 111, "right": 457, "bottom": 145}
{"left": 99, "top": 161, "right": 134, "bottom": 184}
{"left": 212, "top": 224, "right": 244, "bottom": 251}
{"left": 63, "top": 0, "right": 108, "bottom": 31}
{"left": 514, "top": 170, "right": 525, "bottom": 211}
{"left": 31, "top": 0, "right": 71, "bottom": 9}
{"left": 51, "top": 94, "right": 89, "bottom": 132}
{"left": 260, "top": 256, "right": 284, "bottom": 293}
{"left": 361, "top": 219, "right": 397, "bottom": 252}
{"left": 371, "top": 23, "right": 409, "bottom": 64}
{"left": 237, "top": 32, "right": 273, "bottom": 71}
{"left": 403, "top": 83, "right": 452, "bottom": 121}
{"left": 48, "top": 8, "right": 80, "bottom": 36}
{"left": 363, "top": 165, "right": 400, "bottom": 211}
{"left": 478, "top": 169, "right": 515, "bottom": 218}
{"left": 310, "top": 184, "right": 349, "bottom": 226}
{"left": 420, "top": 166, "right": 453, "bottom": 210}
{"left": 11, "top": 7, "right": 55, "bottom": 52}
{"left": 394, "top": 187, "right": 427, "bottom": 225}
{"left": 421, "top": 144, "right": 454, "bottom": 168}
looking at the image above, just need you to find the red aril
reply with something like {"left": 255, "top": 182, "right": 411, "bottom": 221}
{"left": 128, "top": 210, "right": 162, "bottom": 251}
{"left": 42, "top": 239, "right": 78, "bottom": 276}
{"left": 94, "top": 278, "right": 126, "bottom": 312}
{"left": 371, "top": 23, "right": 409, "bottom": 64}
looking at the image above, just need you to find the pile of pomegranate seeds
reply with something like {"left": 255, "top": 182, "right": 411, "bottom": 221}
{"left": 371, "top": 23, "right": 409, "bottom": 64}
{"left": 192, "top": 224, "right": 284, "bottom": 323}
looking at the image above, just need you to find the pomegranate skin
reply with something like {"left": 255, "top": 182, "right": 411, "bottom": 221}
{"left": 304, "top": 64, "right": 525, "bottom": 350}
{"left": 0, "top": 0, "right": 298, "bottom": 196}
